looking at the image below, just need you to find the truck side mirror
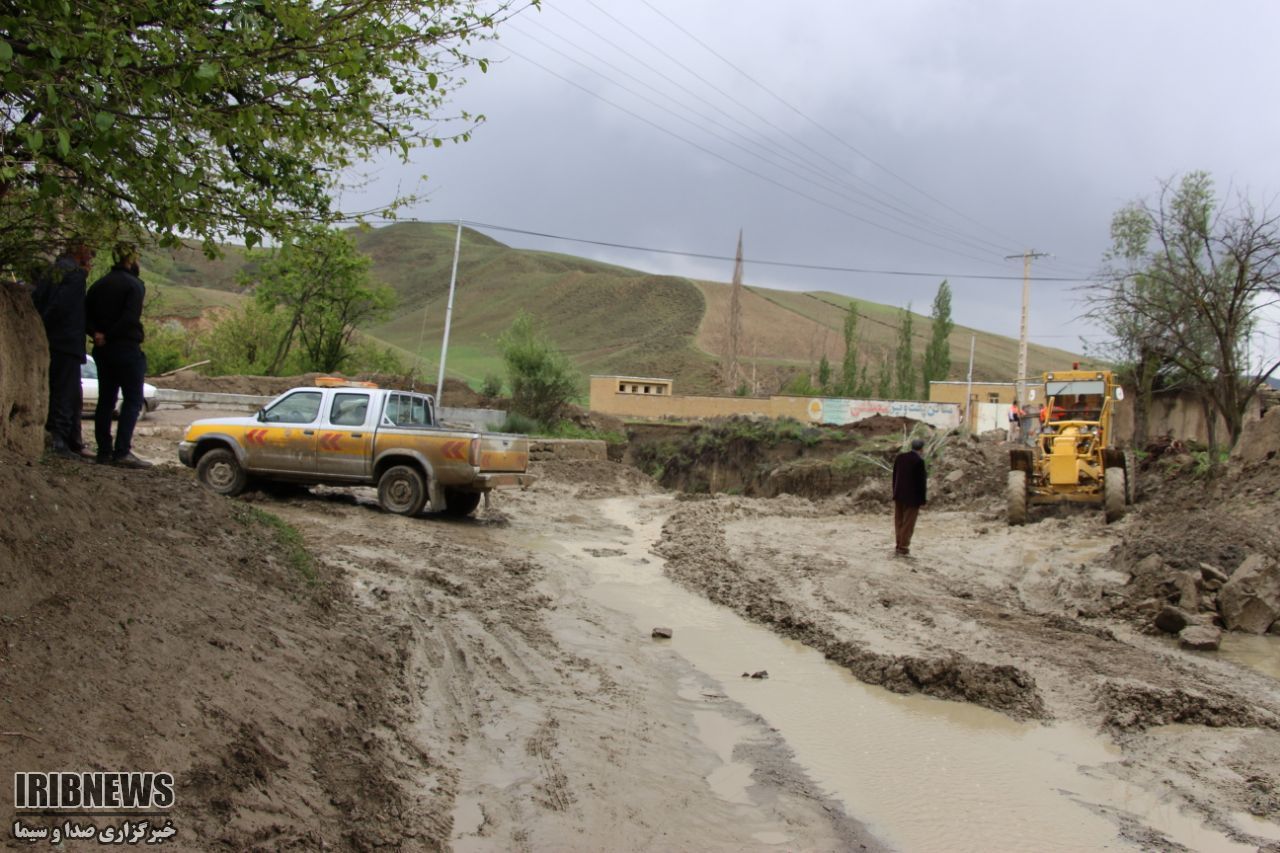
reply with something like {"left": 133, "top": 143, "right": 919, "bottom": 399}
{"left": 256, "top": 409, "right": 266, "bottom": 422}
{"left": 1114, "top": 388, "right": 1125, "bottom": 401}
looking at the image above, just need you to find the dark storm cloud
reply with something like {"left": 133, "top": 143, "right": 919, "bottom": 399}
{"left": 345, "top": 0, "right": 1280, "bottom": 357}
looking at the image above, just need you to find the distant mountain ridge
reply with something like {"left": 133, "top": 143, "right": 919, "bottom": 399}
{"left": 146, "top": 222, "right": 1090, "bottom": 394}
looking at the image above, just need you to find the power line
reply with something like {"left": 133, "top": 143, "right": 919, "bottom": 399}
{"left": 634, "top": 0, "right": 1032, "bottom": 253}
{"left": 362, "top": 216, "right": 1095, "bottom": 283}
{"left": 562, "top": 2, "right": 1022, "bottom": 261}
{"left": 508, "top": 23, "right": 1035, "bottom": 262}
{"left": 501, "top": 46, "right": 1012, "bottom": 268}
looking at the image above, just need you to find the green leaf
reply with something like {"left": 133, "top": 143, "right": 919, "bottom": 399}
{"left": 56, "top": 128, "right": 70, "bottom": 157}
{"left": 0, "top": 40, "right": 12, "bottom": 65}
{"left": 95, "top": 112, "right": 114, "bottom": 131}
{"left": 427, "top": 72, "right": 438, "bottom": 89}
{"left": 196, "top": 62, "right": 217, "bottom": 80}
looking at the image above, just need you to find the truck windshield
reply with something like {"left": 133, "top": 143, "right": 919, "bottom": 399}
{"left": 264, "top": 391, "right": 322, "bottom": 424}
{"left": 1046, "top": 380, "right": 1105, "bottom": 397}
{"left": 383, "top": 393, "right": 433, "bottom": 427}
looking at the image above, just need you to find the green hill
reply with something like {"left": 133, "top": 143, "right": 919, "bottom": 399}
{"left": 147, "top": 222, "right": 1093, "bottom": 395}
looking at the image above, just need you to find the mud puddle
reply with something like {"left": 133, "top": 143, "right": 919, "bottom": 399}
{"left": 1217, "top": 633, "right": 1280, "bottom": 681}
{"left": 535, "top": 496, "right": 1261, "bottom": 853}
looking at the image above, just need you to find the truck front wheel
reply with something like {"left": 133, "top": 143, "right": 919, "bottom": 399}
{"left": 378, "top": 465, "right": 427, "bottom": 516}
{"left": 442, "top": 488, "right": 482, "bottom": 517}
{"left": 196, "top": 448, "right": 248, "bottom": 497}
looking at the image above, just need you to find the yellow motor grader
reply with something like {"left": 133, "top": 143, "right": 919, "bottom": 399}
{"left": 1007, "top": 368, "right": 1135, "bottom": 525}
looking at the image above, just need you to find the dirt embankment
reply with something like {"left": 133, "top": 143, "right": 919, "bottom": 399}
{"left": 0, "top": 283, "right": 47, "bottom": 458}
{"left": 0, "top": 456, "right": 436, "bottom": 849}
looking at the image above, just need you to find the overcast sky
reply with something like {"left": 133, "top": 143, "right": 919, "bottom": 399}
{"left": 344, "top": 0, "right": 1280, "bottom": 365}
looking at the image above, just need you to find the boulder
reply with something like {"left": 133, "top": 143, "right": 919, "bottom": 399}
{"left": 1179, "top": 625, "right": 1223, "bottom": 651}
{"left": 1220, "top": 555, "right": 1280, "bottom": 634}
{"left": 651, "top": 627, "right": 673, "bottom": 639}
{"left": 1154, "top": 605, "right": 1198, "bottom": 634}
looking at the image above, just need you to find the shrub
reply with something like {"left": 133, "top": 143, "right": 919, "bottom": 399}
{"left": 481, "top": 372, "right": 504, "bottom": 397}
{"left": 497, "top": 411, "right": 540, "bottom": 435}
{"left": 497, "top": 311, "right": 580, "bottom": 426}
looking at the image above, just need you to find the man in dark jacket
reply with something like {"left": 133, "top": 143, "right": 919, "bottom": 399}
{"left": 891, "top": 437, "right": 928, "bottom": 556}
{"left": 31, "top": 239, "right": 95, "bottom": 459}
{"left": 85, "top": 243, "right": 151, "bottom": 469}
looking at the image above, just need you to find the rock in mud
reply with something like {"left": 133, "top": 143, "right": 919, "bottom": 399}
{"left": 1200, "top": 562, "right": 1229, "bottom": 584}
{"left": 1219, "top": 555, "right": 1280, "bottom": 634}
{"left": 1179, "top": 625, "right": 1223, "bottom": 651}
{"left": 1133, "top": 553, "right": 1165, "bottom": 577}
{"left": 1169, "top": 571, "right": 1200, "bottom": 610}
{"left": 1154, "top": 605, "right": 1198, "bottom": 634}
{"left": 651, "top": 627, "right": 673, "bottom": 639}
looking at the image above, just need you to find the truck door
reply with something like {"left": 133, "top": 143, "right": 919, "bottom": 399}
{"left": 254, "top": 390, "right": 322, "bottom": 473}
{"left": 315, "top": 391, "right": 374, "bottom": 480}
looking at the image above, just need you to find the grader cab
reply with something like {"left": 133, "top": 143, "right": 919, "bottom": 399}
{"left": 1007, "top": 369, "right": 1135, "bottom": 525}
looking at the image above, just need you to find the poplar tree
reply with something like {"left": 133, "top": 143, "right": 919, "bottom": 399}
{"left": 921, "top": 280, "right": 954, "bottom": 397}
{"left": 839, "top": 301, "right": 860, "bottom": 396}
{"left": 894, "top": 304, "right": 916, "bottom": 399}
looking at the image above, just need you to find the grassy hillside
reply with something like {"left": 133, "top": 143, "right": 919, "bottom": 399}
{"left": 148, "top": 222, "right": 1091, "bottom": 395}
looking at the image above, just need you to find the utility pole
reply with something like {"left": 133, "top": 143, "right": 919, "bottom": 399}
{"left": 1005, "top": 249, "right": 1049, "bottom": 405}
{"left": 725, "top": 230, "right": 744, "bottom": 391}
{"left": 964, "top": 334, "right": 976, "bottom": 432}
{"left": 436, "top": 221, "right": 463, "bottom": 408}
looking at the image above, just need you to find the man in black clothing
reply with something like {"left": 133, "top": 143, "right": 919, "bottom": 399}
{"left": 85, "top": 243, "right": 152, "bottom": 469}
{"left": 891, "top": 437, "right": 928, "bottom": 556}
{"left": 31, "top": 239, "right": 95, "bottom": 459}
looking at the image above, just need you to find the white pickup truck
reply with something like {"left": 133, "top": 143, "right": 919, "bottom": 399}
{"left": 178, "top": 382, "right": 534, "bottom": 517}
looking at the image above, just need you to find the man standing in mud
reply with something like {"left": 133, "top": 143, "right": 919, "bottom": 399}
{"left": 891, "top": 437, "right": 927, "bottom": 557}
{"left": 85, "top": 243, "right": 151, "bottom": 468}
{"left": 31, "top": 238, "right": 95, "bottom": 460}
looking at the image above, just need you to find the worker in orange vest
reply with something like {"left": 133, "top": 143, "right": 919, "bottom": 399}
{"left": 1008, "top": 399, "right": 1024, "bottom": 442}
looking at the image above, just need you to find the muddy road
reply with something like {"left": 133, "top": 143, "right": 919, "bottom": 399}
{"left": 125, "top": 414, "right": 1280, "bottom": 851}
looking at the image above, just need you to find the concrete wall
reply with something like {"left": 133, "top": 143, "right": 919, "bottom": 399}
{"left": 589, "top": 375, "right": 961, "bottom": 429}
{"left": 1111, "top": 392, "right": 1261, "bottom": 447}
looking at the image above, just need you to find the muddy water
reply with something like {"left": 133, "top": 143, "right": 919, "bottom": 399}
{"left": 550, "top": 497, "right": 1259, "bottom": 853}
{"left": 1217, "top": 633, "right": 1280, "bottom": 681}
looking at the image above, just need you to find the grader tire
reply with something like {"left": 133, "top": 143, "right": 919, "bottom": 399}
{"left": 1123, "top": 449, "right": 1139, "bottom": 504}
{"left": 1104, "top": 466, "right": 1127, "bottom": 523}
{"left": 1007, "top": 470, "right": 1029, "bottom": 526}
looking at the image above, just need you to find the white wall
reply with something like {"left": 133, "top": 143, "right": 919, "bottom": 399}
{"left": 811, "top": 398, "right": 962, "bottom": 430}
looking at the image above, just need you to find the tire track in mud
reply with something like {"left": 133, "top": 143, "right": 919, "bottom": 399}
{"left": 655, "top": 499, "right": 1049, "bottom": 720}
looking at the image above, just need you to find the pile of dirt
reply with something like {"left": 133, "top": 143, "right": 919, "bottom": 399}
{"left": 0, "top": 455, "right": 431, "bottom": 848}
{"left": 830, "top": 414, "right": 921, "bottom": 437}
{"left": 531, "top": 458, "right": 659, "bottom": 498}
{"left": 927, "top": 434, "right": 1011, "bottom": 508}
{"left": 0, "top": 284, "right": 47, "bottom": 457}
{"left": 1108, "top": 452, "right": 1280, "bottom": 640}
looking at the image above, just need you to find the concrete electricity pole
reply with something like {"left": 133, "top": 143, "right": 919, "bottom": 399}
{"left": 1005, "top": 249, "right": 1049, "bottom": 404}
